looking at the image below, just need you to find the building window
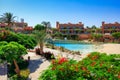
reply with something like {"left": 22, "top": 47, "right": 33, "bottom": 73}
{"left": 67, "top": 26, "right": 70, "bottom": 29}
{"left": 104, "top": 26, "right": 108, "bottom": 29}
{"left": 60, "top": 27, "right": 63, "bottom": 29}
{"left": 112, "top": 26, "right": 116, "bottom": 29}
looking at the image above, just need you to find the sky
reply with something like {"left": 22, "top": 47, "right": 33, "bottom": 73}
{"left": 0, "top": 0, "right": 120, "bottom": 28}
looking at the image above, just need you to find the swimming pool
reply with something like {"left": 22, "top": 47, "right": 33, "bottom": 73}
{"left": 54, "top": 43, "right": 96, "bottom": 54}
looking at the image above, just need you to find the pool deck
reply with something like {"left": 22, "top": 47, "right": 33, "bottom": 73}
{"left": 96, "top": 43, "right": 120, "bottom": 54}
{"left": 43, "top": 47, "right": 88, "bottom": 61}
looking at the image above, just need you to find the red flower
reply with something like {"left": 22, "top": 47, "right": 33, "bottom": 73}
{"left": 59, "top": 68, "right": 64, "bottom": 71}
{"left": 81, "top": 66, "right": 87, "bottom": 71}
{"left": 107, "top": 69, "right": 111, "bottom": 72}
{"left": 51, "top": 67, "right": 56, "bottom": 70}
{"left": 118, "top": 74, "right": 120, "bottom": 79}
{"left": 87, "top": 54, "right": 91, "bottom": 57}
{"left": 91, "top": 55, "right": 98, "bottom": 60}
{"left": 52, "top": 60, "right": 56, "bottom": 64}
{"left": 100, "top": 63, "right": 103, "bottom": 67}
{"left": 91, "top": 62, "right": 96, "bottom": 66}
{"left": 58, "top": 57, "right": 68, "bottom": 64}
{"left": 75, "top": 67, "right": 78, "bottom": 72}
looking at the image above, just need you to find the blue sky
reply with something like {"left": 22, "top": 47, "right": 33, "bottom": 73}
{"left": 0, "top": 0, "right": 120, "bottom": 27}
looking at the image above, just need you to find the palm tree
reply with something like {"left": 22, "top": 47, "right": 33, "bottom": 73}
{"left": 0, "top": 12, "right": 16, "bottom": 27}
{"left": 41, "top": 21, "right": 51, "bottom": 32}
{"left": 34, "top": 30, "right": 47, "bottom": 54}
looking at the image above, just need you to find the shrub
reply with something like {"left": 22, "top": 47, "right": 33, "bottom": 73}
{"left": 39, "top": 52, "right": 120, "bottom": 80}
{"left": 20, "top": 69, "right": 30, "bottom": 78}
{"left": 43, "top": 52, "right": 55, "bottom": 60}
{"left": 9, "top": 69, "right": 30, "bottom": 80}
{"left": 39, "top": 58, "right": 79, "bottom": 80}
{"left": 35, "top": 48, "right": 41, "bottom": 55}
{"left": 0, "top": 30, "right": 37, "bottom": 49}
{"left": 8, "top": 60, "right": 29, "bottom": 77}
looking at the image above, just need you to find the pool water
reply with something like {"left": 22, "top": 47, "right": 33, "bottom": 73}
{"left": 54, "top": 43, "right": 96, "bottom": 54}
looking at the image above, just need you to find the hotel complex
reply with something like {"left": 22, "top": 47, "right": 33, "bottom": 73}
{"left": 57, "top": 21, "right": 120, "bottom": 35}
{"left": 56, "top": 22, "right": 84, "bottom": 35}
{"left": 101, "top": 21, "right": 120, "bottom": 34}
{"left": 0, "top": 19, "right": 33, "bottom": 33}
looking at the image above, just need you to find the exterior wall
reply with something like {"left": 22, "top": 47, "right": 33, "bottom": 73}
{"left": 0, "top": 23, "right": 7, "bottom": 28}
{"left": 56, "top": 22, "right": 84, "bottom": 35}
{"left": 78, "top": 34, "right": 91, "bottom": 40}
{"left": 101, "top": 21, "right": 120, "bottom": 34}
{"left": 15, "top": 22, "right": 27, "bottom": 27}
{"left": 0, "top": 22, "right": 32, "bottom": 33}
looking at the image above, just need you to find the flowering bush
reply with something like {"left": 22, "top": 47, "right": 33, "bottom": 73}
{"left": 39, "top": 52, "right": 120, "bottom": 80}
{"left": 43, "top": 52, "right": 55, "bottom": 60}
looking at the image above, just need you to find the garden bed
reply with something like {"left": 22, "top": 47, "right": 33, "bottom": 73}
{"left": 39, "top": 52, "right": 120, "bottom": 80}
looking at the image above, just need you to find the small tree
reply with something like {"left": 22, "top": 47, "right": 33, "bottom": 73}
{"left": 34, "top": 24, "right": 46, "bottom": 31}
{"left": 41, "top": 21, "right": 51, "bottom": 29}
{"left": 0, "top": 41, "right": 27, "bottom": 76}
{"left": 0, "top": 30, "right": 37, "bottom": 49}
{"left": 52, "top": 31, "right": 63, "bottom": 39}
{"left": 0, "top": 12, "right": 16, "bottom": 27}
{"left": 112, "top": 32, "right": 120, "bottom": 42}
{"left": 92, "top": 33, "right": 103, "bottom": 41}
{"left": 34, "top": 30, "right": 47, "bottom": 54}
{"left": 112, "top": 32, "right": 120, "bottom": 39}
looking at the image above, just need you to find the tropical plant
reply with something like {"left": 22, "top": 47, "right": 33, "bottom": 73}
{"left": 52, "top": 31, "right": 63, "bottom": 39}
{"left": 91, "top": 25, "right": 97, "bottom": 29}
{"left": 112, "top": 32, "right": 120, "bottom": 39}
{"left": 0, "top": 12, "right": 16, "bottom": 27}
{"left": 52, "top": 28, "right": 58, "bottom": 33}
{"left": 0, "top": 30, "right": 37, "bottom": 49}
{"left": 41, "top": 21, "right": 51, "bottom": 33}
{"left": 34, "top": 30, "right": 47, "bottom": 54}
{"left": 39, "top": 52, "right": 120, "bottom": 80}
{"left": 34, "top": 24, "right": 46, "bottom": 31}
{"left": 9, "top": 68, "right": 30, "bottom": 80}
{"left": 92, "top": 33, "right": 103, "bottom": 41}
{"left": 112, "top": 32, "right": 120, "bottom": 42}
{"left": 41, "top": 21, "right": 51, "bottom": 29}
{"left": 96, "top": 28, "right": 102, "bottom": 33}
{"left": 0, "top": 41, "right": 27, "bottom": 76}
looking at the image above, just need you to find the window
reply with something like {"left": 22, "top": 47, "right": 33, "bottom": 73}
{"left": 67, "top": 26, "right": 70, "bottom": 29}
{"left": 60, "top": 27, "right": 64, "bottom": 29}
{"left": 112, "top": 26, "right": 116, "bottom": 29}
{"left": 104, "top": 26, "right": 108, "bottom": 29}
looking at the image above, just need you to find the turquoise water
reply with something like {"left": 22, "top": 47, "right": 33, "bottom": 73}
{"left": 54, "top": 43, "right": 96, "bottom": 54}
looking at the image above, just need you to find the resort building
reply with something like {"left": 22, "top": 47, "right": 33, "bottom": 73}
{"left": 56, "top": 22, "right": 84, "bottom": 35}
{"left": 0, "top": 23, "right": 7, "bottom": 28}
{"left": 0, "top": 19, "right": 33, "bottom": 33}
{"left": 101, "top": 21, "right": 120, "bottom": 34}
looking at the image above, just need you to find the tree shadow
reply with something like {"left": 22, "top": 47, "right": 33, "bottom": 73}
{"left": 28, "top": 58, "right": 43, "bottom": 73}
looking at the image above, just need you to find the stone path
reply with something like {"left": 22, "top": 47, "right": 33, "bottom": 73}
{"left": 0, "top": 63, "right": 7, "bottom": 80}
{"left": 23, "top": 52, "right": 50, "bottom": 80}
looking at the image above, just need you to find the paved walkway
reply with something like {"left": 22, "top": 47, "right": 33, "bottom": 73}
{"left": 23, "top": 52, "right": 50, "bottom": 80}
{"left": 0, "top": 63, "right": 7, "bottom": 80}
